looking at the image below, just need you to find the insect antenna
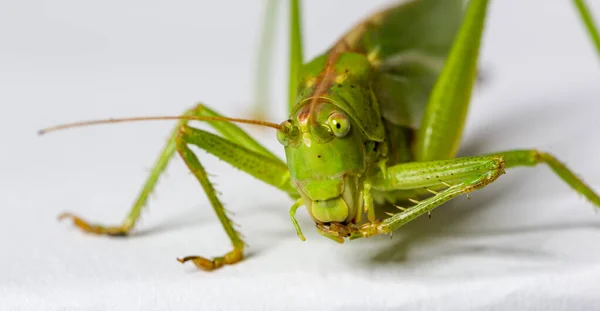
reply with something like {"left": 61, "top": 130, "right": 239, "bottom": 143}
{"left": 38, "top": 115, "right": 282, "bottom": 135}
{"left": 307, "top": 40, "right": 348, "bottom": 124}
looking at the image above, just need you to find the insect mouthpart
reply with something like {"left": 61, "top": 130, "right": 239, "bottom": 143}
{"left": 296, "top": 174, "right": 361, "bottom": 224}
{"left": 311, "top": 197, "right": 349, "bottom": 223}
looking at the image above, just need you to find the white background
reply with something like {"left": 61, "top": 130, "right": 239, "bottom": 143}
{"left": 2, "top": 0, "right": 600, "bottom": 310}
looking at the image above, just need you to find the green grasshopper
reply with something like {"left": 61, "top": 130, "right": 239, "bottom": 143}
{"left": 40, "top": 0, "right": 600, "bottom": 271}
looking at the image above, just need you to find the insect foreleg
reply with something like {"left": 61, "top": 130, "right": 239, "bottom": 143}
{"left": 352, "top": 155, "right": 505, "bottom": 239}
{"left": 352, "top": 150, "right": 600, "bottom": 240}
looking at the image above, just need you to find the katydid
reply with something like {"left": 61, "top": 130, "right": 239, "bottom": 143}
{"left": 39, "top": 0, "right": 600, "bottom": 271}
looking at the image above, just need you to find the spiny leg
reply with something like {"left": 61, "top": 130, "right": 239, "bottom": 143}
{"left": 174, "top": 135, "right": 243, "bottom": 270}
{"left": 333, "top": 154, "right": 505, "bottom": 240}
{"left": 358, "top": 170, "right": 503, "bottom": 239}
{"left": 175, "top": 125, "right": 296, "bottom": 270}
{"left": 350, "top": 150, "right": 599, "bottom": 239}
{"left": 60, "top": 103, "right": 287, "bottom": 236}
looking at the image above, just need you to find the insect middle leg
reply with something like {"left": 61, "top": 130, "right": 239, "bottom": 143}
{"left": 348, "top": 150, "right": 600, "bottom": 240}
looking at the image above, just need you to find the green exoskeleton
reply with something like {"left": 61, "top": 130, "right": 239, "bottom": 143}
{"left": 41, "top": 0, "right": 600, "bottom": 271}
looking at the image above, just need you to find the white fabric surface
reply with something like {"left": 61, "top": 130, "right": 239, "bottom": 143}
{"left": 2, "top": 1, "right": 600, "bottom": 310}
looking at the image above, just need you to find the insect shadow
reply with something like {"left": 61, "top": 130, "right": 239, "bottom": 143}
{"left": 133, "top": 202, "right": 289, "bottom": 238}
{"left": 364, "top": 86, "right": 600, "bottom": 267}
{"left": 133, "top": 206, "right": 213, "bottom": 238}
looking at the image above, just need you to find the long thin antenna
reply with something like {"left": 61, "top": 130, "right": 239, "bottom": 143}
{"left": 307, "top": 39, "right": 349, "bottom": 124}
{"left": 38, "top": 115, "right": 282, "bottom": 135}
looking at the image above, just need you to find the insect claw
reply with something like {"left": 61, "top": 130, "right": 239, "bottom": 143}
{"left": 428, "top": 211, "right": 432, "bottom": 219}
{"left": 408, "top": 198, "right": 421, "bottom": 204}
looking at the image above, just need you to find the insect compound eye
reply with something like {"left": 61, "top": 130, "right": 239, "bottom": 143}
{"left": 276, "top": 120, "right": 299, "bottom": 146}
{"left": 328, "top": 112, "right": 350, "bottom": 138}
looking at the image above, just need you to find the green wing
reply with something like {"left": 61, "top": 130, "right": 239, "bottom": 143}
{"left": 343, "top": 0, "right": 464, "bottom": 128}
